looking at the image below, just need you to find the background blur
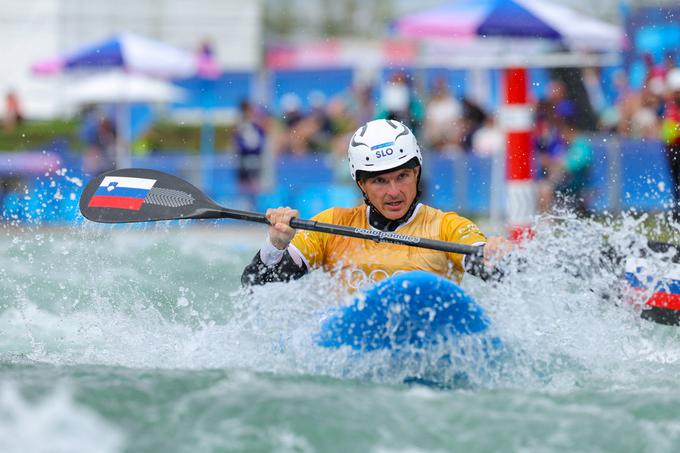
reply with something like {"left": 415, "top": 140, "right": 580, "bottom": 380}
{"left": 1, "top": 0, "right": 680, "bottom": 224}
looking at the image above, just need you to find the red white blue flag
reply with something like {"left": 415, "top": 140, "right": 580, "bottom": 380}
{"left": 88, "top": 176, "right": 156, "bottom": 211}
{"left": 625, "top": 257, "right": 680, "bottom": 310}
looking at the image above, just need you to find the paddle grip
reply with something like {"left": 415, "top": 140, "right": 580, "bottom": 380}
{"left": 289, "top": 218, "right": 317, "bottom": 230}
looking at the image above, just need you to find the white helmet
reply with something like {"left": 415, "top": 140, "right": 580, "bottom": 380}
{"left": 347, "top": 119, "right": 422, "bottom": 181}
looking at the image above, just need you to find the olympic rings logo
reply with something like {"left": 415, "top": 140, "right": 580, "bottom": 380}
{"left": 346, "top": 268, "right": 407, "bottom": 290}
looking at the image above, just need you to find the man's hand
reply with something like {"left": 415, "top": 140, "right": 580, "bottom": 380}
{"left": 464, "top": 236, "right": 515, "bottom": 281}
{"left": 266, "top": 207, "right": 299, "bottom": 250}
{"left": 483, "top": 236, "right": 514, "bottom": 265}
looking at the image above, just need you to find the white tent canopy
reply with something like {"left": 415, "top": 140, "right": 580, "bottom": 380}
{"left": 64, "top": 71, "right": 187, "bottom": 168}
{"left": 64, "top": 71, "right": 186, "bottom": 105}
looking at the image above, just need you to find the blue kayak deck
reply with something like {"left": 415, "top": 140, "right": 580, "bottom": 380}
{"left": 316, "top": 271, "right": 494, "bottom": 351}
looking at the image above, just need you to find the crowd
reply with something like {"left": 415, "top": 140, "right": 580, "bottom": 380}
{"left": 4, "top": 60, "right": 678, "bottom": 217}
{"left": 232, "top": 59, "right": 680, "bottom": 216}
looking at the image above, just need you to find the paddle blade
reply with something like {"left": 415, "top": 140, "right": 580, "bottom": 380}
{"left": 79, "top": 168, "right": 219, "bottom": 223}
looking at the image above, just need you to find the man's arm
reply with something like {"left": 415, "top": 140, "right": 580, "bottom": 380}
{"left": 463, "top": 236, "right": 514, "bottom": 282}
{"left": 241, "top": 238, "right": 308, "bottom": 286}
{"left": 463, "top": 247, "right": 504, "bottom": 281}
{"left": 241, "top": 206, "right": 311, "bottom": 287}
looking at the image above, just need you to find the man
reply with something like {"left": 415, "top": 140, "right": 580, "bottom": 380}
{"left": 234, "top": 99, "right": 266, "bottom": 207}
{"left": 538, "top": 110, "right": 594, "bottom": 216}
{"left": 552, "top": 115, "right": 594, "bottom": 216}
{"left": 662, "top": 68, "right": 680, "bottom": 221}
{"left": 241, "top": 119, "right": 510, "bottom": 289}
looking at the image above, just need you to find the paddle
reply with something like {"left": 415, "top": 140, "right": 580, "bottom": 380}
{"left": 622, "top": 240, "right": 680, "bottom": 326}
{"left": 78, "top": 168, "right": 483, "bottom": 256}
{"left": 80, "top": 168, "right": 680, "bottom": 326}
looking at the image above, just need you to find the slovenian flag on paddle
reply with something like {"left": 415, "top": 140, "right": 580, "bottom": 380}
{"left": 88, "top": 176, "right": 156, "bottom": 211}
{"left": 625, "top": 258, "right": 680, "bottom": 310}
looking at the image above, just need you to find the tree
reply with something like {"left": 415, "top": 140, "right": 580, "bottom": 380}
{"left": 264, "top": 0, "right": 396, "bottom": 39}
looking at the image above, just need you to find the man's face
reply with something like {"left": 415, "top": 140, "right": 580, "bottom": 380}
{"left": 358, "top": 167, "right": 419, "bottom": 220}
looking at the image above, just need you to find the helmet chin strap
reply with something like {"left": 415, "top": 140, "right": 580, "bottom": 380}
{"left": 358, "top": 171, "right": 422, "bottom": 232}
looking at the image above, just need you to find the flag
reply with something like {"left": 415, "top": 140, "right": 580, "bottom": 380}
{"left": 88, "top": 176, "right": 156, "bottom": 211}
{"left": 625, "top": 257, "right": 680, "bottom": 310}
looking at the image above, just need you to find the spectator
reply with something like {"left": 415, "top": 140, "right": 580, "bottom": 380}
{"left": 534, "top": 81, "right": 594, "bottom": 215}
{"left": 472, "top": 115, "right": 504, "bottom": 158}
{"left": 582, "top": 67, "right": 607, "bottom": 123}
{"left": 460, "top": 98, "right": 487, "bottom": 153}
{"left": 344, "top": 82, "right": 374, "bottom": 127}
{"left": 375, "top": 72, "right": 424, "bottom": 137}
{"left": 275, "top": 92, "right": 338, "bottom": 155}
{"left": 664, "top": 51, "right": 677, "bottom": 74}
{"left": 326, "top": 97, "right": 359, "bottom": 184}
{"left": 424, "top": 76, "right": 463, "bottom": 153}
{"left": 304, "top": 90, "right": 334, "bottom": 152}
{"left": 234, "top": 99, "right": 266, "bottom": 199}
{"left": 535, "top": 99, "right": 563, "bottom": 213}
{"left": 80, "top": 107, "right": 116, "bottom": 175}
{"left": 542, "top": 115, "right": 594, "bottom": 216}
{"left": 277, "top": 93, "right": 306, "bottom": 155}
{"left": 280, "top": 92, "right": 304, "bottom": 129}
{"left": 598, "top": 70, "right": 628, "bottom": 133}
{"left": 198, "top": 38, "right": 214, "bottom": 59}
{"left": 546, "top": 79, "right": 576, "bottom": 123}
{"left": 661, "top": 68, "right": 680, "bottom": 220}
{"left": 643, "top": 52, "right": 668, "bottom": 85}
{"left": 3, "top": 90, "right": 23, "bottom": 132}
{"left": 631, "top": 77, "right": 664, "bottom": 139}
{"left": 196, "top": 38, "right": 220, "bottom": 79}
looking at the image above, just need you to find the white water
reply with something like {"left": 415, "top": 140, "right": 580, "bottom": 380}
{"left": 0, "top": 382, "right": 124, "bottom": 453}
{"left": 3, "top": 209, "right": 680, "bottom": 452}
{"left": 2, "top": 211, "right": 680, "bottom": 392}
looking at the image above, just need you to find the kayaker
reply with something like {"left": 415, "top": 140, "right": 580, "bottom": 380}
{"left": 242, "top": 119, "right": 512, "bottom": 288}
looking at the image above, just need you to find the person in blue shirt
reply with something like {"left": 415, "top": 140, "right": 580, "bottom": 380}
{"left": 551, "top": 115, "right": 594, "bottom": 215}
{"left": 234, "top": 100, "right": 266, "bottom": 195}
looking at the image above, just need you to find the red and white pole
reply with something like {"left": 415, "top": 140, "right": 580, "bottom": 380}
{"left": 502, "top": 67, "right": 535, "bottom": 241}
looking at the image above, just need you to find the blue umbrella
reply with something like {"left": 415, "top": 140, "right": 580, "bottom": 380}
{"left": 32, "top": 32, "right": 208, "bottom": 78}
{"left": 392, "top": 0, "right": 623, "bottom": 51}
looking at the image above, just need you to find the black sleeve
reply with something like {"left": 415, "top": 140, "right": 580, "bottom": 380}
{"left": 241, "top": 249, "right": 308, "bottom": 287}
{"left": 464, "top": 252, "right": 506, "bottom": 282}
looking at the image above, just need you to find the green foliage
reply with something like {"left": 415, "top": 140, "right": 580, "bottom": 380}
{"left": 0, "top": 119, "right": 78, "bottom": 151}
{"left": 263, "top": 0, "right": 396, "bottom": 39}
{"left": 135, "top": 121, "right": 234, "bottom": 154}
{"left": 263, "top": 0, "right": 299, "bottom": 39}
{"left": 0, "top": 119, "right": 235, "bottom": 154}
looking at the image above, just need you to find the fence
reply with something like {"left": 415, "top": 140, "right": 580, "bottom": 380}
{"left": 0, "top": 136, "right": 674, "bottom": 224}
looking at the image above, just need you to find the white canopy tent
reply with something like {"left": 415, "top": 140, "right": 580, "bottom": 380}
{"left": 64, "top": 71, "right": 187, "bottom": 168}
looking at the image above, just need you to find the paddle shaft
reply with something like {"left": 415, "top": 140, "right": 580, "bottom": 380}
{"left": 78, "top": 168, "right": 680, "bottom": 327}
{"left": 199, "top": 206, "right": 483, "bottom": 256}
{"left": 78, "top": 168, "right": 482, "bottom": 256}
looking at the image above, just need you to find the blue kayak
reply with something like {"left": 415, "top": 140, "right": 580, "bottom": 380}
{"left": 315, "top": 271, "right": 503, "bottom": 386}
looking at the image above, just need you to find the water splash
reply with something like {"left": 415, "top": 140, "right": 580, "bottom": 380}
{"left": 2, "top": 209, "right": 680, "bottom": 391}
{"left": 0, "top": 382, "right": 124, "bottom": 453}
{"left": 471, "top": 210, "right": 680, "bottom": 389}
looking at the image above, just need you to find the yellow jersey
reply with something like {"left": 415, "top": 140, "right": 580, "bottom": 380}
{"left": 290, "top": 204, "right": 486, "bottom": 289}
